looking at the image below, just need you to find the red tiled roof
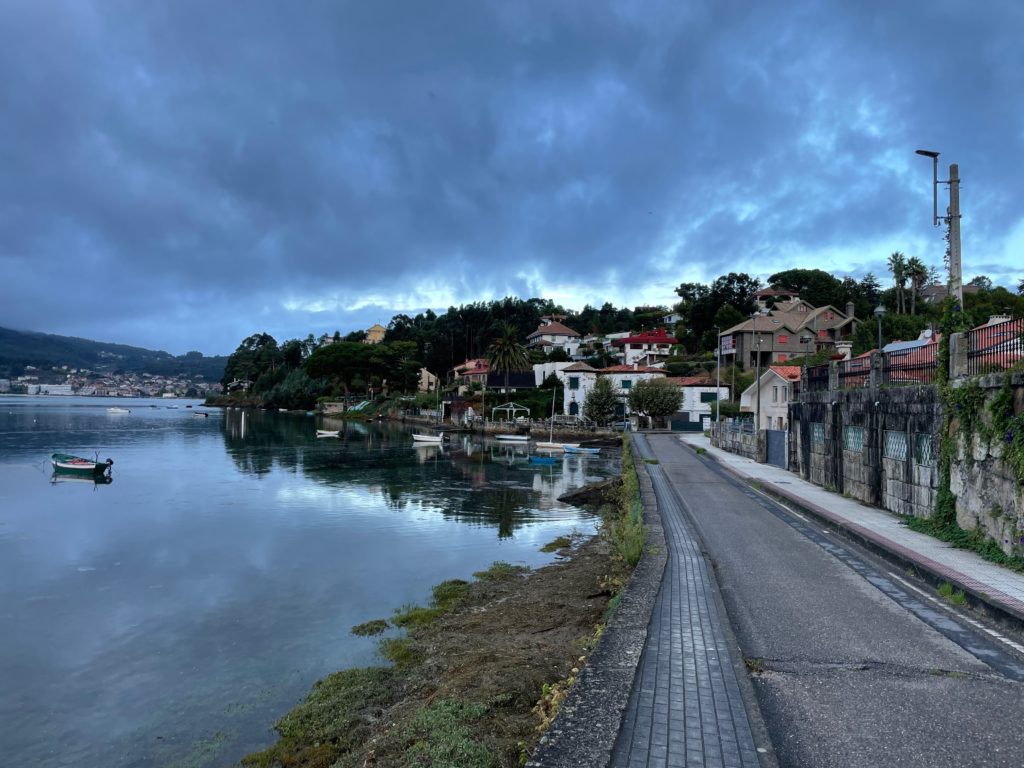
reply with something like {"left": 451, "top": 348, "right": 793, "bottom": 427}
{"left": 527, "top": 320, "right": 580, "bottom": 340}
{"left": 562, "top": 362, "right": 597, "bottom": 372}
{"left": 666, "top": 375, "right": 715, "bottom": 386}
{"left": 599, "top": 365, "right": 667, "bottom": 374}
{"left": 769, "top": 365, "right": 802, "bottom": 382}
{"left": 611, "top": 328, "right": 678, "bottom": 346}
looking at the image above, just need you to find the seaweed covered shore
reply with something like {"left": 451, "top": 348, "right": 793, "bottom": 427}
{"left": 242, "top": 451, "right": 645, "bottom": 768}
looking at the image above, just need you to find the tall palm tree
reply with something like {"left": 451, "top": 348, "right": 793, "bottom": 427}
{"left": 905, "top": 256, "right": 928, "bottom": 315}
{"left": 487, "top": 322, "right": 530, "bottom": 394}
{"left": 887, "top": 251, "right": 907, "bottom": 314}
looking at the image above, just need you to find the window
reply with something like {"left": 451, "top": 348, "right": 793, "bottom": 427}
{"left": 914, "top": 433, "right": 935, "bottom": 466}
{"left": 884, "top": 430, "right": 908, "bottom": 460}
{"left": 568, "top": 376, "right": 579, "bottom": 390}
{"left": 782, "top": 388, "right": 788, "bottom": 402}
{"left": 700, "top": 392, "right": 718, "bottom": 402}
{"left": 811, "top": 422, "right": 825, "bottom": 447}
{"left": 843, "top": 425, "right": 865, "bottom": 452}
{"left": 777, "top": 334, "right": 789, "bottom": 344}
{"left": 621, "top": 379, "right": 632, "bottom": 390}
{"left": 818, "top": 329, "right": 828, "bottom": 338}
{"left": 772, "top": 386, "right": 779, "bottom": 402}
{"left": 777, "top": 353, "right": 787, "bottom": 362}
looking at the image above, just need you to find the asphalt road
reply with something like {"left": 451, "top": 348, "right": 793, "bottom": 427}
{"left": 643, "top": 434, "right": 1024, "bottom": 768}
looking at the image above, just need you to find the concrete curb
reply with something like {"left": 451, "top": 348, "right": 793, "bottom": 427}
{"left": 688, "top": 444, "right": 1024, "bottom": 631}
{"left": 527, "top": 440, "right": 665, "bottom": 767}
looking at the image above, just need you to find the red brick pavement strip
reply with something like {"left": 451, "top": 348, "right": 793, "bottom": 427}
{"left": 694, "top": 449, "right": 1024, "bottom": 627}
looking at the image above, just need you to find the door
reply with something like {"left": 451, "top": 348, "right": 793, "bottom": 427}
{"left": 766, "top": 429, "right": 787, "bottom": 468}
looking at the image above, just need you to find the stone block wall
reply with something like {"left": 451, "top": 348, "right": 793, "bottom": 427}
{"left": 713, "top": 426, "right": 757, "bottom": 460}
{"left": 792, "top": 376, "right": 941, "bottom": 517}
{"left": 948, "top": 374, "right": 1024, "bottom": 556}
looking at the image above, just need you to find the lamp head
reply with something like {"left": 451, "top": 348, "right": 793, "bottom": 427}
{"left": 915, "top": 149, "right": 940, "bottom": 158}
{"left": 874, "top": 304, "right": 886, "bottom": 318}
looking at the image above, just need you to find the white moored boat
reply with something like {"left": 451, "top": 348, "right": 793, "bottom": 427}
{"left": 316, "top": 429, "right": 340, "bottom": 438}
{"left": 412, "top": 433, "right": 444, "bottom": 443}
{"left": 495, "top": 434, "right": 529, "bottom": 442}
{"left": 107, "top": 407, "right": 131, "bottom": 414}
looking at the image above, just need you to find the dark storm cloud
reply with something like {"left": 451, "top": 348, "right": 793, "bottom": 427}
{"left": 1, "top": 0, "right": 1021, "bottom": 354}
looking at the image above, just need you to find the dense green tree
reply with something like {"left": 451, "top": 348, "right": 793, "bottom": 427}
{"left": 766, "top": 268, "right": 846, "bottom": 309}
{"left": 486, "top": 321, "right": 530, "bottom": 392}
{"left": 1018, "top": 278, "right": 1024, "bottom": 295}
{"left": 221, "top": 333, "right": 281, "bottom": 391}
{"left": 673, "top": 273, "right": 760, "bottom": 353}
{"left": 583, "top": 376, "right": 618, "bottom": 426}
{"left": 967, "top": 275, "right": 993, "bottom": 291}
{"left": 305, "top": 342, "right": 374, "bottom": 398}
{"left": 627, "top": 379, "right": 683, "bottom": 428}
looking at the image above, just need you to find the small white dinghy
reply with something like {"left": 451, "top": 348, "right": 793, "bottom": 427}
{"left": 316, "top": 429, "right": 340, "bottom": 438}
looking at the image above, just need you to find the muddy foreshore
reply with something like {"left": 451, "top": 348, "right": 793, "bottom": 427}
{"left": 240, "top": 467, "right": 645, "bottom": 768}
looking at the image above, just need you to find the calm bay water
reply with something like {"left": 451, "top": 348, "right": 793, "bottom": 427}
{"left": 0, "top": 396, "right": 617, "bottom": 767}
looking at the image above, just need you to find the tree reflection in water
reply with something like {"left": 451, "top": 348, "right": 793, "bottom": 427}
{"left": 219, "top": 413, "right": 615, "bottom": 539}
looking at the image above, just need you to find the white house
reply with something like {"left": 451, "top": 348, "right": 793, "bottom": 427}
{"left": 666, "top": 375, "right": 730, "bottom": 431}
{"left": 527, "top": 316, "right": 582, "bottom": 357}
{"left": 561, "top": 362, "right": 599, "bottom": 417}
{"left": 739, "top": 365, "right": 801, "bottom": 431}
{"left": 611, "top": 328, "right": 678, "bottom": 367}
{"left": 599, "top": 364, "right": 668, "bottom": 420}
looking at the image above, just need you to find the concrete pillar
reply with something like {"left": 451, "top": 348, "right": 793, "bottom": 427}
{"left": 949, "top": 332, "right": 968, "bottom": 379}
{"left": 869, "top": 351, "right": 884, "bottom": 389}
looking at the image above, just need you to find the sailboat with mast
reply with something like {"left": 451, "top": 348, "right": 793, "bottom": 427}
{"left": 535, "top": 385, "right": 578, "bottom": 451}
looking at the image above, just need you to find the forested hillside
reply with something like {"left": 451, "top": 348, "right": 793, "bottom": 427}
{"left": 0, "top": 326, "right": 227, "bottom": 381}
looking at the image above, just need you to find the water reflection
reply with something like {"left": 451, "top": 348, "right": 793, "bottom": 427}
{"left": 1, "top": 398, "right": 619, "bottom": 768}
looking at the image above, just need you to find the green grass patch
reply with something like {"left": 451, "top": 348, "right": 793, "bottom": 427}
{"left": 378, "top": 636, "right": 420, "bottom": 668}
{"left": 351, "top": 619, "right": 389, "bottom": 636}
{"left": 392, "top": 603, "right": 444, "bottom": 629}
{"left": 473, "top": 561, "right": 530, "bottom": 581}
{"left": 432, "top": 578, "right": 471, "bottom": 608}
{"left": 540, "top": 535, "right": 573, "bottom": 553}
{"left": 606, "top": 436, "right": 645, "bottom": 567}
{"left": 384, "top": 699, "right": 497, "bottom": 768}
{"left": 241, "top": 667, "right": 395, "bottom": 768}
{"left": 905, "top": 515, "right": 1024, "bottom": 573}
{"left": 937, "top": 581, "right": 968, "bottom": 606}
{"left": 695, "top": 447, "right": 706, "bottom": 455}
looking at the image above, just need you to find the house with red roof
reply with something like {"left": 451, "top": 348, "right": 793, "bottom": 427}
{"left": 611, "top": 327, "right": 678, "bottom": 367}
{"left": 527, "top": 316, "right": 582, "bottom": 358}
{"left": 739, "top": 365, "right": 802, "bottom": 431}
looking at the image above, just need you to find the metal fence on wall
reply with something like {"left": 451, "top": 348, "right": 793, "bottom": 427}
{"left": 882, "top": 345, "right": 938, "bottom": 386}
{"left": 805, "top": 364, "right": 830, "bottom": 392}
{"left": 837, "top": 358, "right": 871, "bottom": 389}
{"left": 967, "top": 316, "right": 1024, "bottom": 376}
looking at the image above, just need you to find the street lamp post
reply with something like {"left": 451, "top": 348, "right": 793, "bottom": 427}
{"left": 874, "top": 304, "right": 886, "bottom": 351}
{"left": 915, "top": 149, "right": 963, "bottom": 307}
{"left": 754, "top": 334, "right": 762, "bottom": 432}
{"left": 713, "top": 326, "right": 721, "bottom": 422}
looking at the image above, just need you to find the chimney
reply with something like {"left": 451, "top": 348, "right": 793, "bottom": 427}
{"left": 835, "top": 341, "right": 853, "bottom": 360}
{"left": 633, "top": 362, "right": 638, "bottom": 371}
{"left": 987, "top": 314, "right": 1011, "bottom": 326}
{"left": 846, "top": 301, "right": 855, "bottom": 318}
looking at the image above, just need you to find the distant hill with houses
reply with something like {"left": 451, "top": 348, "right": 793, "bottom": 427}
{"left": 0, "top": 326, "right": 227, "bottom": 381}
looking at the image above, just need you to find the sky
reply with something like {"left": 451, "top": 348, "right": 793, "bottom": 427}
{"left": 1, "top": 0, "right": 1022, "bottom": 356}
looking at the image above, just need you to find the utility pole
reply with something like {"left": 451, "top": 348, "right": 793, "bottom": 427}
{"left": 915, "top": 150, "right": 963, "bottom": 307}
{"left": 948, "top": 163, "right": 963, "bottom": 307}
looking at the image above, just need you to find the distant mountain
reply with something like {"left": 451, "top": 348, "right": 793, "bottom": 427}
{"left": 0, "top": 326, "right": 228, "bottom": 381}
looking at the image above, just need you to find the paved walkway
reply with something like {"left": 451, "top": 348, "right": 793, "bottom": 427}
{"left": 677, "top": 433, "right": 1024, "bottom": 623}
{"left": 610, "top": 434, "right": 762, "bottom": 768}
